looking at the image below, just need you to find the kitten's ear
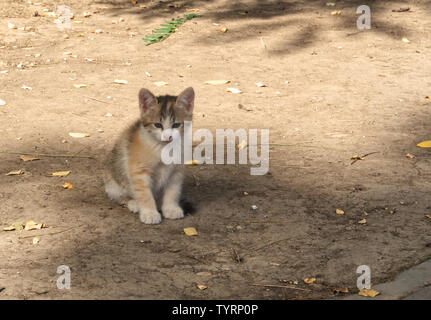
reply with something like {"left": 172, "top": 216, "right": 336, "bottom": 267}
{"left": 176, "top": 87, "right": 194, "bottom": 115}
{"left": 138, "top": 88, "right": 158, "bottom": 114}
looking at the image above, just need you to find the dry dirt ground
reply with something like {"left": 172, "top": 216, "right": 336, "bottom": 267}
{"left": 0, "top": 0, "right": 431, "bottom": 300}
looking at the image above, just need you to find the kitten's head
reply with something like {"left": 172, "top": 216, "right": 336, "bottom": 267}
{"left": 138, "top": 87, "right": 194, "bottom": 143}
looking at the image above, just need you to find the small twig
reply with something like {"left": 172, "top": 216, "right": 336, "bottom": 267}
{"left": 245, "top": 237, "right": 291, "bottom": 256}
{"left": 350, "top": 151, "right": 379, "bottom": 165}
{"left": 1, "top": 151, "right": 94, "bottom": 159}
{"left": 252, "top": 283, "right": 311, "bottom": 292}
{"left": 232, "top": 219, "right": 290, "bottom": 224}
{"left": 231, "top": 248, "right": 243, "bottom": 263}
{"left": 83, "top": 96, "right": 110, "bottom": 104}
{"left": 18, "top": 226, "right": 80, "bottom": 239}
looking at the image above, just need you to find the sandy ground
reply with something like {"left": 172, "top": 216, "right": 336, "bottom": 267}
{"left": 0, "top": 0, "right": 431, "bottom": 299}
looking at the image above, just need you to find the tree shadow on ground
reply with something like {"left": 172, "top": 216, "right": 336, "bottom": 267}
{"left": 95, "top": 0, "right": 428, "bottom": 54}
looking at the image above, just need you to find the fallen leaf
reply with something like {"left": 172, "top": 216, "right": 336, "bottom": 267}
{"left": 237, "top": 140, "right": 247, "bottom": 150}
{"left": 304, "top": 277, "right": 316, "bottom": 284}
{"left": 197, "top": 284, "right": 207, "bottom": 290}
{"left": 351, "top": 155, "right": 365, "bottom": 161}
{"left": 326, "top": 2, "right": 336, "bottom": 6}
{"left": 6, "top": 170, "right": 24, "bottom": 176}
{"left": 220, "top": 27, "right": 228, "bottom": 33}
{"left": 425, "top": 96, "right": 430, "bottom": 100}
{"left": 256, "top": 82, "right": 266, "bottom": 87}
{"left": 417, "top": 141, "right": 431, "bottom": 148}
{"left": 226, "top": 87, "right": 242, "bottom": 94}
{"left": 425, "top": 215, "right": 431, "bottom": 219}
{"left": 331, "top": 10, "right": 341, "bottom": 15}
{"left": 32, "top": 237, "right": 40, "bottom": 245}
{"left": 69, "top": 132, "right": 90, "bottom": 138}
{"left": 282, "top": 279, "right": 299, "bottom": 285}
{"left": 184, "top": 227, "right": 198, "bottom": 236}
{"left": 114, "top": 79, "right": 128, "bottom": 84}
{"left": 358, "top": 289, "right": 380, "bottom": 297}
{"left": 154, "top": 81, "right": 168, "bottom": 87}
{"left": 20, "top": 155, "right": 40, "bottom": 162}
{"left": 402, "top": 37, "right": 410, "bottom": 43}
{"left": 405, "top": 153, "right": 415, "bottom": 159}
{"left": 62, "top": 182, "right": 74, "bottom": 189}
{"left": 51, "top": 171, "right": 71, "bottom": 177}
{"left": 185, "top": 160, "right": 200, "bottom": 166}
{"left": 24, "top": 220, "right": 45, "bottom": 231}
{"left": 205, "top": 80, "right": 230, "bottom": 85}
{"left": 336, "top": 209, "right": 345, "bottom": 215}
{"left": 358, "top": 219, "right": 367, "bottom": 224}
{"left": 3, "top": 221, "right": 24, "bottom": 231}
{"left": 73, "top": 84, "right": 88, "bottom": 88}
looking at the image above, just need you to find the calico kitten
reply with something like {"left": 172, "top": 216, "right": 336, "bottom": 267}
{"left": 104, "top": 87, "right": 194, "bottom": 224}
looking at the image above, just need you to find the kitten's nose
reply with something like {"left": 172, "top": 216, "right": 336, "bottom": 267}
{"left": 168, "top": 135, "right": 173, "bottom": 142}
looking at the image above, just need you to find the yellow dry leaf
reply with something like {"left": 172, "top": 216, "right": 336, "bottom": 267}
{"left": 226, "top": 88, "right": 242, "bottom": 94}
{"left": 405, "top": 153, "right": 415, "bottom": 159}
{"left": 326, "top": 2, "right": 336, "bottom": 6}
{"left": 69, "top": 132, "right": 90, "bottom": 138}
{"left": 24, "top": 220, "right": 45, "bottom": 231}
{"left": 358, "top": 289, "right": 380, "bottom": 297}
{"left": 154, "top": 81, "right": 168, "bottom": 87}
{"left": 185, "top": 160, "right": 200, "bottom": 166}
{"left": 32, "top": 237, "right": 40, "bottom": 244}
{"left": 351, "top": 155, "right": 365, "bottom": 161}
{"left": 304, "top": 277, "right": 316, "bottom": 284}
{"left": 417, "top": 141, "right": 431, "bottom": 148}
{"left": 184, "top": 227, "right": 198, "bottom": 236}
{"left": 336, "top": 209, "right": 345, "bottom": 215}
{"left": 73, "top": 84, "right": 88, "bottom": 88}
{"left": 204, "top": 80, "right": 230, "bottom": 85}
{"left": 237, "top": 140, "right": 247, "bottom": 150}
{"left": 6, "top": 170, "right": 24, "bottom": 176}
{"left": 331, "top": 287, "right": 349, "bottom": 294}
{"left": 20, "top": 155, "right": 40, "bottom": 162}
{"left": 425, "top": 215, "right": 431, "bottom": 219}
{"left": 331, "top": 10, "right": 341, "bottom": 15}
{"left": 51, "top": 171, "right": 71, "bottom": 177}
{"left": 197, "top": 284, "right": 207, "bottom": 290}
{"left": 62, "top": 182, "right": 74, "bottom": 189}
{"left": 3, "top": 221, "right": 24, "bottom": 231}
{"left": 358, "top": 219, "right": 367, "bottom": 224}
{"left": 114, "top": 79, "right": 128, "bottom": 84}
{"left": 220, "top": 27, "right": 228, "bottom": 33}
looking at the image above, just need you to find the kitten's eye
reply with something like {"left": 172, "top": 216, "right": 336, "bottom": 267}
{"left": 153, "top": 123, "right": 163, "bottom": 129}
{"left": 172, "top": 123, "right": 182, "bottom": 128}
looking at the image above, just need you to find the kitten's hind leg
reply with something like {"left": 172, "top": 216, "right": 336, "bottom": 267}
{"left": 105, "top": 178, "right": 127, "bottom": 204}
{"left": 127, "top": 199, "right": 140, "bottom": 213}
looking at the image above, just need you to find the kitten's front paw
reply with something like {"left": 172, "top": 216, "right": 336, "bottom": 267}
{"left": 162, "top": 205, "right": 184, "bottom": 220}
{"left": 139, "top": 208, "right": 162, "bottom": 224}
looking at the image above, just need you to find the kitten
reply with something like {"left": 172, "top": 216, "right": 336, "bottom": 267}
{"left": 104, "top": 87, "right": 194, "bottom": 224}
